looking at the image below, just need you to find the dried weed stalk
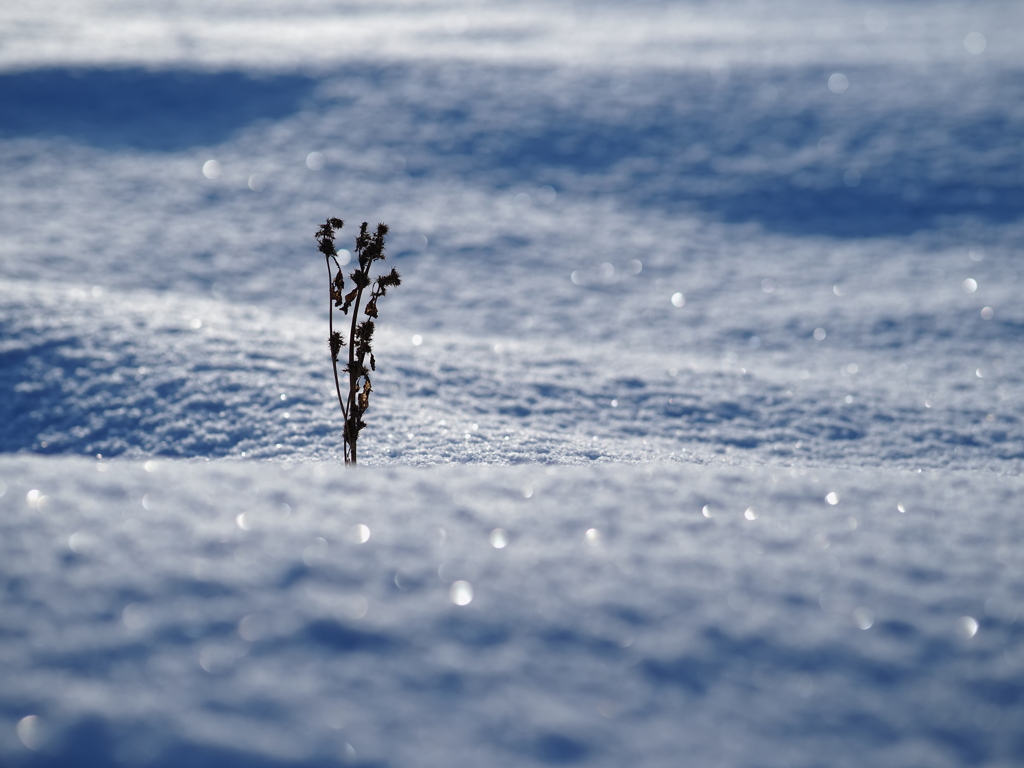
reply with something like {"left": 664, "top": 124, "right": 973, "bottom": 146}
{"left": 316, "top": 217, "right": 401, "bottom": 465}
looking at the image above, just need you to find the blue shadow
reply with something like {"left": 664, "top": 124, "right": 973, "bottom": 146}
{"left": 314, "top": 62, "right": 1024, "bottom": 238}
{"left": 2, "top": 61, "right": 1021, "bottom": 239}
{"left": 0, "top": 67, "right": 317, "bottom": 151}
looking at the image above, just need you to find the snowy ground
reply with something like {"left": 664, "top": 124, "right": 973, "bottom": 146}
{"left": 2, "top": 1, "right": 1023, "bottom": 766}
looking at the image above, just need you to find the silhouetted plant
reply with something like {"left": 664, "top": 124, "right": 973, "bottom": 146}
{"left": 316, "top": 217, "right": 401, "bottom": 465}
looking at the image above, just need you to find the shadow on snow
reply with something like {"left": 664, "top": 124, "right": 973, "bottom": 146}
{"left": 0, "top": 67, "right": 317, "bottom": 152}
{"left": 1, "top": 62, "right": 1022, "bottom": 238}
{"left": 311, "top": 61, "right": 1024, "bottom": 238}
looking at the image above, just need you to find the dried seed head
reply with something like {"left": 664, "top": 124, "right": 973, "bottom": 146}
{"left": 358, "top": 380, "right": 372, "bottom": 411}
{"left": 328, "top": 331, "right": 345, "bottom": 362}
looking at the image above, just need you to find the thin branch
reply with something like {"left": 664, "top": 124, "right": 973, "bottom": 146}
{"left": 326, "top": 257, "right": 348, "bottom": 421}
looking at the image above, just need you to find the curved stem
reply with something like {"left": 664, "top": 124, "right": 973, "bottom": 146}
{"left": 326, "top": 256, "right": 350, "bottom": 463}
{"left": 346, "top": 266, "right": 366, "bottom": 465}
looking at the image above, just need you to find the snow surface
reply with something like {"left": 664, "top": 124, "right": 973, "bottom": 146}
{"left": 2, "top": 1, "right": 1024, "bottom": 766}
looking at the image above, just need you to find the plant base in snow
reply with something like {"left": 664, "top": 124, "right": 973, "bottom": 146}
{"left": 316, "top": 217, "right": 401, "bottom": 465}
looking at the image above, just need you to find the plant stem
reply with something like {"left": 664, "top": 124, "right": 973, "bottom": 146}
{"left": 326, "top": 258, "right": 348, "bottom": 415}
{"left": 346, "top": 266, "right": 366, "bottom": 465}
{"left": 327, "top": 255, "right": 352, "bottom": 463}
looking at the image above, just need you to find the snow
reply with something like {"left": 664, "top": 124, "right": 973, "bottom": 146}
{"left": 2, "top": 1, "right": 1024, "bottom": 765}
{"left": 5, "top": 458, "right": 1024, "bottom": 767}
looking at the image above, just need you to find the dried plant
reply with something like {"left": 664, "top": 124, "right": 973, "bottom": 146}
{"left": 316, "top": 217, "right": 401, "bottom": 465}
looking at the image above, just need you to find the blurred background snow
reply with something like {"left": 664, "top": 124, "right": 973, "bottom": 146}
{"left": 1, "top": 1, "right": 1023, "bottom": 766}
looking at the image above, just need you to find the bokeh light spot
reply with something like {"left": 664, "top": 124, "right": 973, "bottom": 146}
{"left": 828, "top": 73, "right": 849, "bottom": 94}
{"left": 538, "top": 185, "right": 557, "bottom": 204}
{"left": 853, "top": 607, "right": 874, "bottom": 630}
{"left": 16, "top": 715, "right": 43, "bottom": 751}
{"left": 956, "top": 616, "right": 979, "bottom": 639}
{"left": 202, "top": 159, "right": 221, "bottom": 179}
{"left": 302, "top": 537, "right": 329, "bottom": 565}
{"left": 238, "top": 613, "right": 271, "bottom": 642}
{"left": 306, "top": 151, "right": 325, "bottom": 170}
{"left": 964, "top": 32, "right": 987, "bottom": 55}
{"left": 490, "top": 528, "right": 509, "bottom": 548}
{"left": 450, "top": 580, "right": 473, "bottom": 605}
